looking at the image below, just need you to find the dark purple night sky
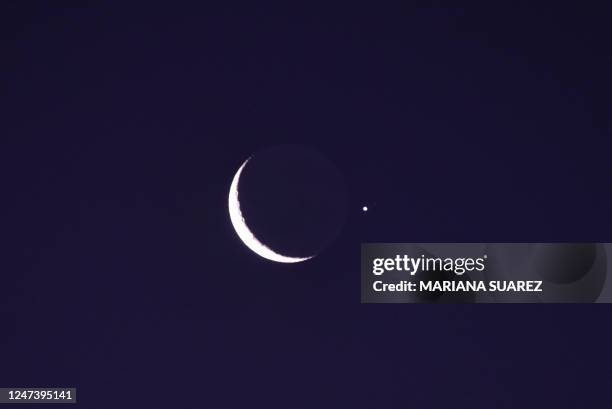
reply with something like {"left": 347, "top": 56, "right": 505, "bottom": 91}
{"left": 1, "top": 2, "right": 611, "bottom": 408}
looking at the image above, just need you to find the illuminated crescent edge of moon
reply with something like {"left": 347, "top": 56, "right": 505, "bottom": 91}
{"left": 228, "top": 158, "right": 313, "bottom": 263}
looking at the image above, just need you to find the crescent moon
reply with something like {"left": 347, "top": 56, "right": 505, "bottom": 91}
{"left": 228, "top": 159, "right": 313, "bottom": 263}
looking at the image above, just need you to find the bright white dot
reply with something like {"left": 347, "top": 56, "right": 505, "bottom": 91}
{"left": 362, "top": 206, "right": 368, "bottom": 212}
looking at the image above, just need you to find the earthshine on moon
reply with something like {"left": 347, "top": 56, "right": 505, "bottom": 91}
{"left": 228, "top": 158, "right": 314, "bottom": 263}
